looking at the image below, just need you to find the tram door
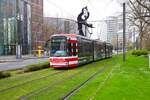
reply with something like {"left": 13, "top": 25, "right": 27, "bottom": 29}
{"left": 67, "top": 40, "right": 77, "bottom": 57}
{"left": 67, "top": 39, "right": 78, "bottom": 67}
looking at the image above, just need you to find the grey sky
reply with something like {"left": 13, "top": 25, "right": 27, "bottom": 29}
{"left": 44, "top": 0, "right": 122, "bottom": 40}
{"left": 44, "top": 0, "right": 122, "bottom": 21}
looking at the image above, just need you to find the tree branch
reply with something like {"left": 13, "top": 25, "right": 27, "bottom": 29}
{"left": 136, "top": 0, "right": 150, "bottom": 11}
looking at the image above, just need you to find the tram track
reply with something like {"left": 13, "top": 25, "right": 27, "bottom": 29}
{"left": 0, "top": 59, "right": 115, "bottom": 100}
{"left": 0, "top": 69, "right": 53, "bottom": 88}
{"left": 62, "top": 57, "right": 117, "bottom": 100}
{"left": 20, "top": 62, "right": 111, "bottom": 100}
{"left": 20, "top": 68, "right": 89, "bottom": 100}
{"left": 19, "top": 63, "right": 102, "bottom": 100}
{"left": 62, "top": 64, "right": 111, "bottom": 100}
{"left": 0, "top": 70, "right": 66, "bottom": 93}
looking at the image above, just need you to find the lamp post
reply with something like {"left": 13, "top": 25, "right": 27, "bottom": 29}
{"left": 16, "top": 0, "right": 22, "bottom": 59}
{"left": 117, "top": 33, "right": 119, "bottom": 55}
{"left": 123, "top": 2, "right": 126, "bottom": 62}
{"left": 117, "top": 0, "right": 127, "bottom": 62}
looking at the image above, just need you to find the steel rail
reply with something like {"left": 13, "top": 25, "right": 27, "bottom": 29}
{"left": 62, "top": 65, "right": 109, "bottom": 100}
{"left": 20, "top": 68, "right": 88, "bottom": 100}
{"left": 0, "top": 70, "right": 66, "bottom": 93}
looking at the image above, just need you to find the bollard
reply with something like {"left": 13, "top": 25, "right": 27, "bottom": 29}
{"left": 38, "top": 46, "right": 42, "bottom": 64}
{"left": 38, "top": 49, "right": 41, "bottom": 58}
{"left": 38, "top": 46, "right": 42, "bottom": 58}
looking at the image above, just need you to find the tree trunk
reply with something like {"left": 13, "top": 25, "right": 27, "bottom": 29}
{"left": 139, "top": 21, "right": 143, "bottom": 50}
{"left": 139, "top": 36, "right": 143, "bottom": 50}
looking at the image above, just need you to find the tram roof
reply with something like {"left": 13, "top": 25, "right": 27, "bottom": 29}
{"left": 50, "top": 33, "right": 111, "bottom": 45}
{"left": 50, "top": 33, "right": 90, "bottom": 39}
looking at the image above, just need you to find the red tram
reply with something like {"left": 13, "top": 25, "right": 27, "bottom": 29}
{"left": 48, "top": 34, "right": 112, "bottom": 68}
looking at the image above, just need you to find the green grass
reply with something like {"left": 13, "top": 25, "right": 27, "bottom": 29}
{"left": 0, "top": 54, "right": 150, "bottom": 100}
{"left": 70, "top": 54, "right": 150, "bottom": 100}
{"left": 27, "top": 59, "right": 115, "bottom": 100}
{"left": 0, "top": 69, "right": 57, "bottom": 90}
{"left": 0, "top": 57, "right": 114, "bottom": 100}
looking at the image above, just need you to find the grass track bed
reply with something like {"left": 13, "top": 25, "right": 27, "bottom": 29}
{"left": 0, "top": 69, "right": 58, "bottom": 90}
{"left": 0, "top": 58, "right": 113, "bottom": 100}
{"left": 70, "top": 54, "right": 150, "bottom": 100}
{"left": 0, "top": 69, "right": 78, "bottom": 99}
{"left": 25, "top": 66, "right": 106, "bottom": 99}
{"left": 2, "top": 54, "right": 149, "bottom": 100}
{"left": 23, "top": 58, "right": 116, "bottom": 100}
{"left": 0, "top": 70, "right": 65, "bottom": 93}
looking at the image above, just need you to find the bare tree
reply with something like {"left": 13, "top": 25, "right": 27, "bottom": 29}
{"left": 128, "top": 0, "right": 150, "bottom": 49}
{"left": 43, "top": 21, "right": 57, "bottom": 41}
{"left": 135, "top": 0, "right": 150, "bottom": 50}
{"left": 66, "top": 20, "right": 77, "bottom": 33}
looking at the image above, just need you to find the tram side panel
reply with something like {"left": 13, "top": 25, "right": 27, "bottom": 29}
{"left": 93, "top": 41, "right": 105, "bottom": 61}
{"left": 106, "top": 43, "right": 113, "bottom": 58}
{"left": 109, "top": 45, "right": 113, "bottom": 57}
{"left": 78, "top": 37, "right": 93, "bottom": 65}
{"left": 104, "top": 43, "right": 108, "bottom": 58}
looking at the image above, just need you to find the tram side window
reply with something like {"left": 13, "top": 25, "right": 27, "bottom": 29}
{"left": 78, "top": 40, "right": 83, "bottom": 57}
{"left": 85, "top": 40, "right": 90, "bottom": 56}
{"left": 100, "top": 44, "right": 103, "bottom": 53}
{"left": 73, "top": 43, "right": 77, "bottom": 56}
{"left": 86, "top": 42, "right": 92, "bottom": 55}
{"left": 68, "top": 42, "right": 77, "bottom": 56}
{"left": 68, "top": 43, "right": 72, "bottom": 56}
{"left": 82, "top": 41, "right": 86, "bottom": 57}
{"left": 83, "top": 40, "right": 90, "bottom": 56}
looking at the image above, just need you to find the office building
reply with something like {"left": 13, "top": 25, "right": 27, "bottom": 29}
{"left": 0, "top": 0, "right": 43, "bottom": 56}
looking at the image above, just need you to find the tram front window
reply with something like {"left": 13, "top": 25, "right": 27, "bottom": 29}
{"left": 50, "top": 37, "right": 67, "bottom": 57}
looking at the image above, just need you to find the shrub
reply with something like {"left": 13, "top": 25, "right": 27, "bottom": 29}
{"left": 0, "top": 71, "right": 11, "bottom": 79}
{"left": 23, "top": 61, "right": 50, "bottom": 72}
{"left": 131, "top": 50, "right": 148, "bottom": 56}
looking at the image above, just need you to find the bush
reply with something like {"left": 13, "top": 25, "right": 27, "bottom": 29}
{"left": 131, "top": 50, "right": 148, "bottom": 56}
{"left": 0, "top": 71, "right": 11, "bottom": 79}
{"left": 23, "top": 61, "right": 50, "bottom": 72}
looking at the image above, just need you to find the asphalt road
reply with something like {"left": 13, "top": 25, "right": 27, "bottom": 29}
{"left": 0, "top": 58, "right": 49, "bottom": 71}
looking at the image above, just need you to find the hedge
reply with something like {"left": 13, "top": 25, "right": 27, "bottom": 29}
{"left": 131, "top": 50, "right": 148, "bottom": 56}
{"left": 0, "top": 71, "right": 11, "bottom": 79}
{"left": 23, "top": 61, "right": 50, "bottom": 72}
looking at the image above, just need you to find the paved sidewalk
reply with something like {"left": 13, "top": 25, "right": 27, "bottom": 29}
{"left": 0, "top": 55, "right": 49, "bottom": 71}
{"left": 0, "top": 55, "right": 48, "bottom": 62}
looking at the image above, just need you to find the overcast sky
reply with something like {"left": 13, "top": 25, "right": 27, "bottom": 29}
{"left": 44, "top": 0, "right": 122, "bottom": 21}
{"left": 43, "top": 0, "right": 122, "bottom": 40}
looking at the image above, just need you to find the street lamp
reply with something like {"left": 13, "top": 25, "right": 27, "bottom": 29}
{"left": 117, "top": 33, "right": 119, "bottom": 55}
{"left": 16, "top": 0, "right": 22, "bottom": 59}
{"left": 123, "top": 2, "right": 126, "bottom": 62}
{"left": 117, "top": 0, "right": 128, "bottom": 62}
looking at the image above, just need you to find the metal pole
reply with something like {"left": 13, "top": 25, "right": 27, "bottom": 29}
{"left": 16, "top": 0, "right": 19, "bottom": 59}
{"left": 133, "top": 27, "right": 136, "bottom": 50}
{"left": 123, "top": 3, "right": 126, "bottom": 62}
{"left": 117, "top": 34, "right": 118, "bottom": 55}
{"left": 149, "top": 54, "right": 150, "bottom": 68}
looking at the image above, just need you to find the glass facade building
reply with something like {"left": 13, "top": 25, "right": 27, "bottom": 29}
{"left": 0, "top": 0, "right": 31, "bottom": 56}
